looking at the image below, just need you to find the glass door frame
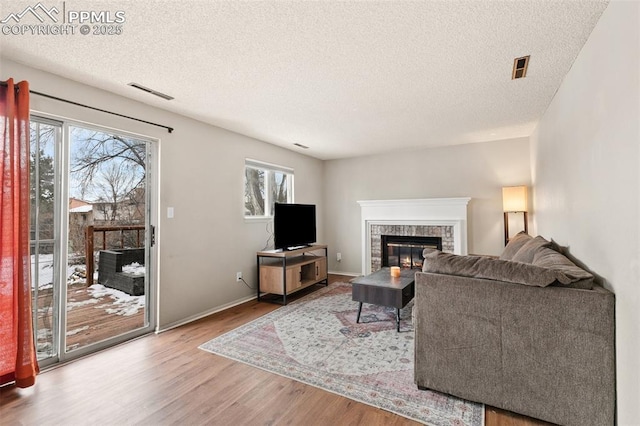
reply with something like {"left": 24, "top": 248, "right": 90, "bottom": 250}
{"left": 30, "top": 115, "right": 63, "bottom": 369}
{"left": 32, "top": 112, "right": 159, "bottom": 366}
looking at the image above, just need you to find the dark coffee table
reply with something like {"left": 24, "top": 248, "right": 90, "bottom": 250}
{"left": 351, "top": 267, "right": 416, "bottom": 332}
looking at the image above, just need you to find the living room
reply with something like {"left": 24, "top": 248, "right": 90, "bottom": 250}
{"left": 1, "top": 1, "right": 638, "bottom": 425}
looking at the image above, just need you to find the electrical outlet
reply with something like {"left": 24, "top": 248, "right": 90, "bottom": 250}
{"left": 236, "top": 272, "right": 242, "bottom": 282}
{"left": 337, "top": 252, "right": 342, "bottom": 262}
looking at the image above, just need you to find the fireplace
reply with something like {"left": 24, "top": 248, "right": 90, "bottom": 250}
{"left": 358, "top": 198, "right": 470, "bottom": 274}
{"left": 382, "top": 235, "right": 442, "bottom": 270}
{"left": 370, "top": 224, "right": 452, "bottom": 272}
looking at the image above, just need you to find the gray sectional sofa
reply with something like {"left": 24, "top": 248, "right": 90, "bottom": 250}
{"left": 414, "top": 232, "right": 615, "bottom": 426}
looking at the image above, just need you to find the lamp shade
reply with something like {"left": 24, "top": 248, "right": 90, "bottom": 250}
{"left": 502, "top": 186, "right": 528, "bottom": 212}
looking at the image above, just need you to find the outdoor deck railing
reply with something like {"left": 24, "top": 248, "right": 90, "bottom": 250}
{"left": 85, "top": 225, "right": 145, "bottom": 285}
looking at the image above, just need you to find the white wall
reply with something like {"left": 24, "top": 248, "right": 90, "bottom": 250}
{"left": 1, "top": 59, "right": 324, "bottom": 329}
{"left": 323, "top": 138, "right": 531, "bottom": 274}
{"left": 530, "top": 1, "right": 639, "bottom": 423}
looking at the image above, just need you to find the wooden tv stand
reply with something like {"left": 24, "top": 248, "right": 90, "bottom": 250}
{"left": 257, "top": 244, "right": 328, "bottom": 305}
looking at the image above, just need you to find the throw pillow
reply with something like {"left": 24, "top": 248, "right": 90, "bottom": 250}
{"left": 422, "top": 250, "right": 570, "bottom": 287}
{"left": 511, "top": 235, "right": 553, "bottom": 264}
{"left": 499, "top": 231, "right": 532, "bottom": 260}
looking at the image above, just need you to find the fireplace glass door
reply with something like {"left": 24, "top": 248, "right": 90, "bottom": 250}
{"left": 382, "top": 235, "right": 442, "bottom": 269}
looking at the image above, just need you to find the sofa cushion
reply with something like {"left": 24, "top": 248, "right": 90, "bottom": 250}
{"left": 499, "top": 231, "right": 532, "bottom": 260}
{"left": 422, "top": 250, "right": 570, "bottom": 287}
{"left": 532, "top": 247, "right": 594, "bottom": 289}
{"left": 511, "top": 235, "right": 553, "bottom": 264}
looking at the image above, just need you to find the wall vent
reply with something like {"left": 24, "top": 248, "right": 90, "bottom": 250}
{"left": 293, "top": 143, "right": 309, "bottom": 149}
{"left": 128, "top": 82, "right": 174, "bottom": 100}
{"left": 512, "top": 55, "right": 530, "bottom": 79}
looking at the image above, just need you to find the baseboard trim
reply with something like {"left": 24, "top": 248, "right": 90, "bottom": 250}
{"left": 155, "top": 294, "right": 257, "bottom": 334}
{"left": 157, "top": 272, "right": 360, "bottom": 333}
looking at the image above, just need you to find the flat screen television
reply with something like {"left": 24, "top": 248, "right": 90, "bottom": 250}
{"left": 274, "top": 203, "right": 316, "bottom": 250}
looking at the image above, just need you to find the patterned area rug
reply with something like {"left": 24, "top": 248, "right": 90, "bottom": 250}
{"left": 199, "top": 282, "right": 483, "bottom": 426}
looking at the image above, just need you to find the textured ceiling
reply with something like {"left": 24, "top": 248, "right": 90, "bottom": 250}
{"left": 0, "top": 1, "right": 608, "bottom": 160}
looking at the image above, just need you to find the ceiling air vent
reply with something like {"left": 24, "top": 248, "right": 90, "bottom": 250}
{"left": 294, "top": 143, "right": 309, "bottom": 149}
{"left": 128, "top": 82, "right": 174, "bottom": 100}
{"left": 512, "top": 55, "right": 530, "bottom": 79}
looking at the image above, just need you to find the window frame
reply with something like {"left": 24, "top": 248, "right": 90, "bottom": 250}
{"left": 244, "top": 159, "right": 294, "bottom": 219}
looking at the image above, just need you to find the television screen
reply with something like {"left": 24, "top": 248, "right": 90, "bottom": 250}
{"left": 274, "top": 203, "right": 316, "bottom": 250}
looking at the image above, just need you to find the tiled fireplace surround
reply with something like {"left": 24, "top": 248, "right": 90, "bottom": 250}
{"left": 357, "top": 198, "right": 470, "bottom": 275}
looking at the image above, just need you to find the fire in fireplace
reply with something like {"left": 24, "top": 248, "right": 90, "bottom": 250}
{"left": 382, "top": 235, "right": 442, "bottom": 269}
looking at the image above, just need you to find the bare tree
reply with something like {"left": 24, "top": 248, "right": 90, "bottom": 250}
{"left": 272, "top": 172, "right": 288, "bottom": 204}
{"left": 95, "top": 161, "right": 139, "bottom": 222}
{"left": 68, "top": 128, "right": 147, "bottom": 250}
{"left": 245, "top": 168, "right": 264, "bottom": 215}
{"left": 70, "top": 130, "right": 146, "bottom": 199}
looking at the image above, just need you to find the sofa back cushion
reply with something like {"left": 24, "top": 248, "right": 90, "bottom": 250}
{"left": 422, "top": 250, "right": 569, "bottom": 287}
{"left": 499, "top": 231, "right": 532, "bottom": 260}
{"left": 532, "top": 247, "right": 594, "bottom": 289}
{"left": 511, "top": 235, "right": 554, "bottom": 264}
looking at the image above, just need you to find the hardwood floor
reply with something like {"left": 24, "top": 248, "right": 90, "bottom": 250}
{"left": 1, "top": 274, "right": 551, "bottom": 425}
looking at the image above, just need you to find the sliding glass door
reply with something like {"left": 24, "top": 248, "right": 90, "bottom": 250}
{"left": 30, "top": 115, "right": 157, "bottom": 365}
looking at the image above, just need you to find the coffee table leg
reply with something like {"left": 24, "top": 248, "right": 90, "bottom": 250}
{"left": 356, "top": 302, "right": 363, "bottom": 323}
{"left": 396, "top": 308, "right": 401, "bottom": 332}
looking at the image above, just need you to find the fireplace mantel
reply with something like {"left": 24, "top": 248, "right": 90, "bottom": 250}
{"left": 357, "top": 198, "right": 470, "bottom": 275}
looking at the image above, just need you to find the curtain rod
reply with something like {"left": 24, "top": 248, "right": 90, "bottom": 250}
{"left": 1, "top": 82, "right": 174, "bottom": 134}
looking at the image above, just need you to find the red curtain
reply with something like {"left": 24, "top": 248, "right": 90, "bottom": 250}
{"left": 0, "top": 78, "right": 39, "bottom": 388}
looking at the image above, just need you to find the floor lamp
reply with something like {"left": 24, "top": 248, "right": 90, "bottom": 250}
{"left": 502, "top": 186, "right": 529, "bottom": 246}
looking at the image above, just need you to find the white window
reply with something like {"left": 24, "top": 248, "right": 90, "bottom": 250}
{"left": 244, "top": 159, "right": 293, "bottom": 218}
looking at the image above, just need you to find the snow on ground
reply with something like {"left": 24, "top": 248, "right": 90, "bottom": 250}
{"left": 66, "top": 325, "right": 90, "bottom": 336}
{"left": 37, "top": 328, "right": 52, "bottom": 339}
{"left": 31, "top": 253, "right": 86, "bottom": 289}
{"left": 88, "top": 284, "right": 145, "bottom": 316}
{"left": 32, "top": 255, "right": 146, "bottom": 316}
{"left": 66, "top": 298, "right": 99, "bottom": 310}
